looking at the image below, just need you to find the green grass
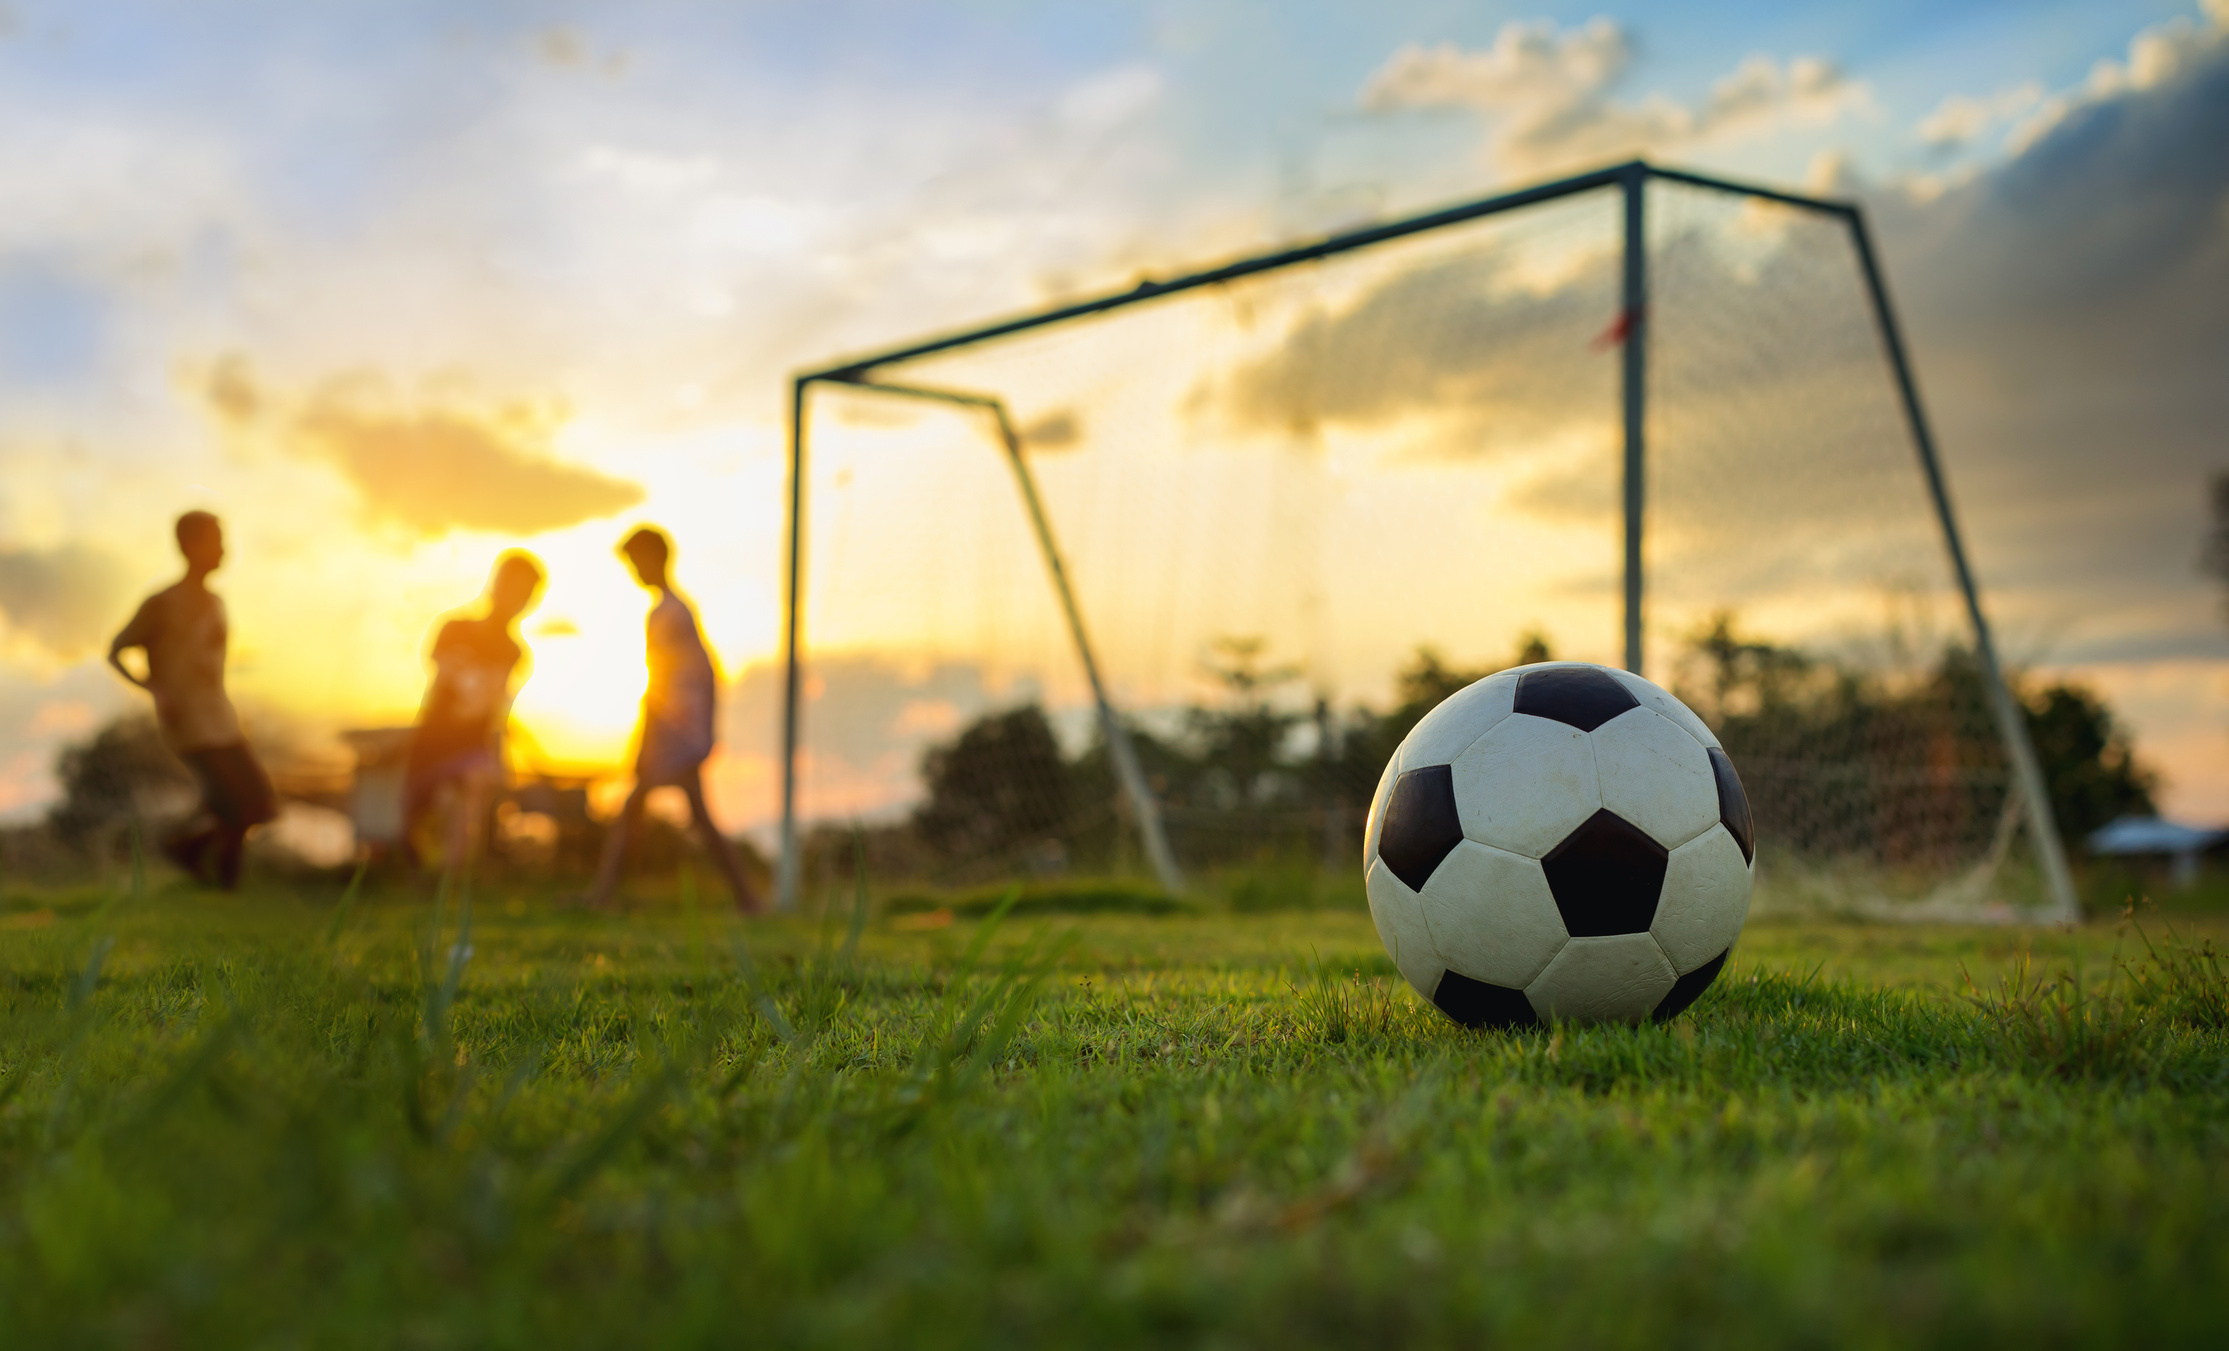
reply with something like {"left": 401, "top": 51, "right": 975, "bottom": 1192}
{"left": 2, "top": 875, "right": 2226, "bottom": 1348}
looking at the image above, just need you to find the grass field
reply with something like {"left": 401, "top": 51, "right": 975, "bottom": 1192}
{"left": 3, "top": 872, "right": 2226, "bottom": 1348}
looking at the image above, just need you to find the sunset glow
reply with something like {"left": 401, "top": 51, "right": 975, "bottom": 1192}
{"left": 0, "top": 0, "right": 2222, "bottom": 837}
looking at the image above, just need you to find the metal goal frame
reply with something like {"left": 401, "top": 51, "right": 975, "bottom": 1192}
{"left": 774, "top": 159, "right": 2078, "bottom": 920}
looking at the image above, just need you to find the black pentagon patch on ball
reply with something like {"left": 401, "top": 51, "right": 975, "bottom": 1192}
{"left": 1377, "top": 764, "right": 1464, "bottom": 891}
{"left": 1433, "top": 970, "right": 1540, "bottom": 1029}
{"left": 1652, "top": 948, "right": 1730, "bottom": 1023}
{"left": 1708, "top": 748, "right": 1755, "bottom": 863}
{"left": 1513, "top": 666, "right": 1640, "bottom": 732}
{"left": 1540, "top": 808, "right": 1669, "bottom": 937}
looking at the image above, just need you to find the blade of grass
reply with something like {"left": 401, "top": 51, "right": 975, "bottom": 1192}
{"left": 116, "top": 1015, "right": 245, "bottom": 1132}
{"left": 424, "top": 872, "right": 474, "bottom": 1053}
{"left": 841, "top": 824, "right": 870, "bottom": 966}
{"left": 955, "top": 929, "right": 1077, "bottom": 1086}
{"left": 128, "top": 815, "right": 146, "bottom": 904}
{"left": 953, "top": 885, "right": 1023, "bottom": 976}
{"left": 42, "top": 934, "right": 117, "bottom": 1141}
{"left": 323, "top": 860, "right": 368, "bottom": 947}
{"left": 537, "top": 1062, "right": 683, "bottom": 1207}
{"left": 67, "top": 934, "right": 115, "bottom": 1015}
{"left": 728, "top": 925, "right": 796, "bottom": 1043}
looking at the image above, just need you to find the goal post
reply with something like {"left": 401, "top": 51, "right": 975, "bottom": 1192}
{"left": 807, "top": 374, "right": 1187, "bottom": 900}
{"left": 774, "top": 159, "right": 2079, "bottom": 922}
{"left": 1836, "top": 205, "right": 2080, "bottom": 921}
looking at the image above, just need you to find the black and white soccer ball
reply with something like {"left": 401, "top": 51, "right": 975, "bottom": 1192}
{"left": 1364, "top": 662, "right": 1754, "bottom": 1028}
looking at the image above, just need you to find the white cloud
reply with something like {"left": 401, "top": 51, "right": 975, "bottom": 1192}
{"left": 576, "top": 145, "right": 721, "bottom": 195}
{"left": 1058, "top": 63, "right": 1164, "bottom": 132}
{"left": 1916, "top": 84, "right": 2044, "bottom": 147}
{"left": 1359, "top": 19, "right": 1632, "bottom": 120}
{"left": 2001, "top": 1, "right": 2227, "bottom": 155}
{"left": 1358, "top": 17, "right": 1866, "bottom": 174}
{"left": 688, "top": 193, "right": 819, "bottom": 257}
{"left": 1699, "top": 54, "right": 1861, "bottom": 136}
{"left": 0, "top": 113, "right": 252, "bottom": 260}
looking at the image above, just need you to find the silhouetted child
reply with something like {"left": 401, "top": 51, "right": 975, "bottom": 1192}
{"left": 402, "top": 552, "right": 544, "bottom": 872}
{"left": 108, "top": 510, "right": 277, "bottom": 889}
{"left": 587, "top": 527, "right": 760, "bottom": 911}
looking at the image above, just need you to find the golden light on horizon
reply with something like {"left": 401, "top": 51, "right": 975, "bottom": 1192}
{"left": 169, "top": 409, "right": 788, "bottom": 803}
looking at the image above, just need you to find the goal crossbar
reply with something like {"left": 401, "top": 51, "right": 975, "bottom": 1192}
{"left": 798, "top": 162, "right": 1850, "bottom": 384}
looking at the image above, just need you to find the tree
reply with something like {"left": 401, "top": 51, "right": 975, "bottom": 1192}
{"left": 1677, "top": 612, "right": 2160, "bottom": 858}
{"left": 1185, "top": 637, "right": 1306, "bottom": 811}
{"left": 913, "top": 705, "right": 1073, "bottom": 862}
{"left": 49, "top": 714, "right": 197, "bottom": 848}
{"left": 1684, "top": 611, "right": 1821, "bottom": 722}
{"left": 2023, "top": 682, "right": 2157, "bottom": 842}
{"left": 1303, "top": 635, "right": 1558, "bottom": 836}
{"left": 1376, "top": 634, "right": 1552, "bottom": 750}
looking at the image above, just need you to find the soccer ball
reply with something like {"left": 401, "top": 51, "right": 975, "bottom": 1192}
{"left": 1364, "top": 662, "right": 1754, "bottom": 1028}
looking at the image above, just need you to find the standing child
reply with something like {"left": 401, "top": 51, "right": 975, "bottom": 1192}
{"left": 587, "top": 527, "right": 761, "bottom": 911}
{"left": 107, "top": 510, "right": 277, "bottom": 888}
{"left": 403, "top": 552, "right": 544, "bottom": 871}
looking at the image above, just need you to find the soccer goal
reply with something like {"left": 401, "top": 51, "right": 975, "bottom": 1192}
{"left": 774, "top": 159, "right": 2077, "bottom": 922}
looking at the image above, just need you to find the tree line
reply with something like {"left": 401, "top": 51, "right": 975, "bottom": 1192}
{"left": 26, "top": 617, "right": 2156, "bottom": 888}
{"left": 890, "top": 620, "right": 2154, "bottom": 884}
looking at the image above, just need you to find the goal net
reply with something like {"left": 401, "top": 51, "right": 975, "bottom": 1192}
{"left": 781, "top": 163, "right": 2069, "bottom": 918}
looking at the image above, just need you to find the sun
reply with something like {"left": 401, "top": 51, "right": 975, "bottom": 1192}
{"left": 502, "top": 537, "right": 661, "bottom": 772}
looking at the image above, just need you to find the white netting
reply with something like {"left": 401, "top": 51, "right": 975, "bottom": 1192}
{"left": 790, "top": 178, "right": 2032, "bottom": 910}
{"left": 1646, "top": 181, "right": 2024, "bottom": 909}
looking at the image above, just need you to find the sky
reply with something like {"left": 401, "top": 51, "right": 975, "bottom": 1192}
{"left": 0, "top": 0, "right": 2222, "bottom": 835}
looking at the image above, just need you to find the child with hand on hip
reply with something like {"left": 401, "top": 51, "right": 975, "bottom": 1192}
{"left": 107, "top": 511, "right": 277, "bottom": 889}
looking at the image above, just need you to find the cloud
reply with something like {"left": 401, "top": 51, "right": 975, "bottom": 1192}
{"left": 1207, "top": 206, "right": 1962, "bottom": 618}
{"left": 1210, "top": 241, "right": 1616, "bottom": 452}
{"left": 1058, "top": 64, "right": 1165, "bottom": 132}
{"left": 294, "top": 384, "right": 646, "bottom": 538}
{"left": 1916, "top": 83, "right": 2043, "bottom": 148}
{"left": 1820, "top": 1, "right": 2229, "bottom": 663}
{"left": 1360, "top": 18, "right": 1632, "bottom": 122}
{"left": 203, "top": 359, "right": 645, "bottom": 538}
{"left": 1866, "top": 3, "right": 2229, "bottom": 390}
{"left": 577, "top": 144, "right": 721, "bottom": 195}
{"left": 1252, "top": 3, "right": 2229, "bottom": 677}
{"left": 1358, "top": 18, "right": 1866, "bottom": 174}
{"left": 532, "top": 26, "right": 628, "bottom": 77}
{"left": 2000, "top": 0, "right": 2227, "bottom": 155}
{"left": 0, "top": 542, "right": 134, "bottom": 661}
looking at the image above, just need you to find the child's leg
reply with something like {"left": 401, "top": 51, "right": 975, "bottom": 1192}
{"left": 162, "top": 816, "right": 221, "bottom": 884}
{"left": 210, "top": 825, "right": 250, "bottom": 890}
{"left": 586, "top": 783, "right": 649, "bottom": 907}
{"left": 681, "top": 770, "right": 761, "bottom": 914}
{"left": 399, "top": 777, "right": 435, "bottom": 870}
{"left": 444, "top": 774, "right": 491, "bottom": 878}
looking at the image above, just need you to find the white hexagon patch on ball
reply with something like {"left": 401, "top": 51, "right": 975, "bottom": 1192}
{"left": 1364, "top": 662, "right": 1755, "bottom": 1028}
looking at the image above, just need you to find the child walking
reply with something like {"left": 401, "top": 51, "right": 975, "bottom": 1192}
{"left": 586, "top": 527, "right": 761, "bottom": 912}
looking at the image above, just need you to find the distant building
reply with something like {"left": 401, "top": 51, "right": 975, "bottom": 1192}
{"left": 340, "top": 728, "right": 417, "bottom": 850}
{"left": 2087, "top": 816, "right": 2228, "bottom": 888}
{"left": 336, "top": 726, "right": 605, "bottom": 864}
